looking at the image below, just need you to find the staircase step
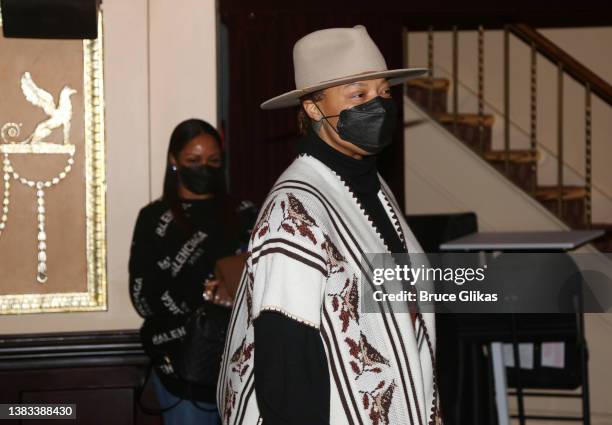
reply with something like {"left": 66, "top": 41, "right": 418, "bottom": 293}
{"left": 406, "top": 77, "right": 449, "bottom": 115}
{"left": 483, "top": 150, "right": 540, "bottom": 163}
{"left": 536, "top": 186, "right": 587, "bottom": 228}
{"left": 535, "top": 186, "right": 587, "bottom": 201}
{"left": 405, "top": 76, "right": 606, "bottom": 241}
{"left": 436, "top": 113, "right": 495, "bottom": 127}
{"left": 406, "top": 77, "right": 450, "bottom": 90}
{"left": 485, "top": 150, "right": 539, "bottom": 192}
{"left": 437, "top": 113, "right": 495, "bottom": 152}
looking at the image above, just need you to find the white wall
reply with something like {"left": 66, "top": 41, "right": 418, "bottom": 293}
{"left": 541, "top": 27, "right": 612, "bottom": 82}
{"left": 404, "top": 97, "right": 612, "bottom": 425}
{"left": 404, "top": 97, "right": 568, "bottom": 230}
{"left": 149, "top": 0, "right": 218, "bottom": 198}
{"left": 0, "top": 0, "right": 218, "bottom": 334}
{"left": 406, "top": 28, "right": 612, "bottom": 224}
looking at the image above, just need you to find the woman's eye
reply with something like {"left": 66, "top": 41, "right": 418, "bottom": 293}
{"left": 351, "top": 92, "right": 365, "bottom": 99}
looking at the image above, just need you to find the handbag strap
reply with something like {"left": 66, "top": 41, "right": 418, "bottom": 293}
{"left": 135, "top": 363, "right": 183, "bottom": 415}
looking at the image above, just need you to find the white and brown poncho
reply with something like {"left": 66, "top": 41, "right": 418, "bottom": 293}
{"left": 217, "top": 154, "right": 440, "bottom": 425}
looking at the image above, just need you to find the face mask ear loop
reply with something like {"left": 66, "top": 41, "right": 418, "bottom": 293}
{"left": 313, "top": 101, "right": 341, "bottom": 137}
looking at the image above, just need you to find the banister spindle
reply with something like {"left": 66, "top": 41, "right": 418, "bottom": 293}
{"left": 557, "top": 63, "right": 565, "bottom": 216}
{"left": 477, "top": 25, "right": 485, "bottom": 155}
{"left": 530, "top": 41, "right": 538, "bottom": 195}
{"left": 504, "top": 26, "right": 510, "bottom": 175}
{"left": 452, "top": 26, "right": 459, "bottom": 135}
{"left": 585, "top": 83, "right": 592, "bottom": 227}
{"left": 427, "top": 27, "right": 434, "bottom": 112}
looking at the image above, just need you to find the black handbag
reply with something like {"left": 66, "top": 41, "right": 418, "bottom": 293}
{"left": 136, "top": 301, "right": 231, "bottom": 415}
{"left": 172, "top": 301, "right": 232, "bottom": 388}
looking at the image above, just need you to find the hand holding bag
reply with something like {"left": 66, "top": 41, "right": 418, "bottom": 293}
{"left": 172, "top": 251, "right": 248, "bottom": 387}
{"left": 214, "top": 252, "right": 248, "bottom": 299}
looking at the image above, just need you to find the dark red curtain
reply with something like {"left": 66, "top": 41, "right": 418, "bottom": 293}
{"left": 222, "top": 9, "right": 406, "bottom": 207}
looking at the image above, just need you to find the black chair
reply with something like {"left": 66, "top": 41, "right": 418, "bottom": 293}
{"left": 406, "top": 213, "right": 591, "bottom": 425}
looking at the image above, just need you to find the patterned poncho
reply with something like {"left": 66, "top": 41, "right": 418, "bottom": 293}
{"left": 218, "top": 155, "right": 440, "bottom": 425}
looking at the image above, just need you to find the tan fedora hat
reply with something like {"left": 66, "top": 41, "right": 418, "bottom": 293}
{"left": 260, "top": 25, "right": 427, "bottom": 110}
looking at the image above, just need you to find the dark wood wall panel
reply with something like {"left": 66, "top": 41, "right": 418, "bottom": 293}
{"left": 0, "top": 331, "right": 162, "bottom": 425}
{"left": 22, "top": 389, "right": 134, "bottom": 425}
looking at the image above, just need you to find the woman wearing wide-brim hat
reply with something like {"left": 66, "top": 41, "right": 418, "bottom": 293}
{"left": 218, "top": 25, "right": 441, "bottom": 425}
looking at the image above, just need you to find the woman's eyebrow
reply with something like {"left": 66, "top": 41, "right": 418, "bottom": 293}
{"left": 343, "top": 82, "right": 366, "bottom": 89}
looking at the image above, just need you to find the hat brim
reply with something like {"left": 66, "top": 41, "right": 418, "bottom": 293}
{"left": 260, "top": 67, "right": 428, "bottom": 110}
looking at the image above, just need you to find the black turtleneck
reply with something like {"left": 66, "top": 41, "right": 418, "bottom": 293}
{"left": 297, "top": 128, "right": 405, "bottom": 254}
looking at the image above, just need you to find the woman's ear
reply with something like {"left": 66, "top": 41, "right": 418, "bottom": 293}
{"left": 302, "top": 100, "right": 323, "bottom": 122}
{"left": 169, "top": 154, "right": 177, "bottom": 168}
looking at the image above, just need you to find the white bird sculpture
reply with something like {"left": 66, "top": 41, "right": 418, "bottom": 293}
{"left": 20, "top": 72, "right": 77, "bottom": 145}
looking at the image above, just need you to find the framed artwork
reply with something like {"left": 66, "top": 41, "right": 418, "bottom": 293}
{"left": 0, "top": 12, "right": 106, "bottom": 314}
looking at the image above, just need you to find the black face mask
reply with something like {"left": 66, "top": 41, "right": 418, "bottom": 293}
{"left": 317, "top": 96, "right": 397, "bottom": 154}
{"left": 177, "top": 164, "right": 225, "bottom": 195}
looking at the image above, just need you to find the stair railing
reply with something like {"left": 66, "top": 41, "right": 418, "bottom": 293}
{"left": 507, "top": 23, "right": 612, "bottom": 226}
{"left": 410, "top": 24, "right": 612, "bottom": 227}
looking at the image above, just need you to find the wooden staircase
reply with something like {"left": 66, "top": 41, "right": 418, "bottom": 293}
{"left": 406, "top": 77, "right": 612, "bottom": 251}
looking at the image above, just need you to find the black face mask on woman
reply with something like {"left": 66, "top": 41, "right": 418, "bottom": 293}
{"left": 316, "top": 96, "right": 397, "bottom": 154}
{"left": 178, "top": 164, "right": 225, "bottom": 195}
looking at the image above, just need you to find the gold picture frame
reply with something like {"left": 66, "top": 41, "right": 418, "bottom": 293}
{"left": 0, "top": 11, "right": 107, "bottom": 314}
